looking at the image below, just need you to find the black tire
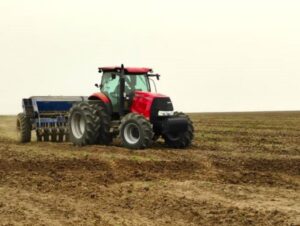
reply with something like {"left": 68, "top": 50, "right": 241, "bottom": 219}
{"left": 68, "top": 102, "right": 102, "bottom": 146}
{"left": 44, "top": 128, "right": 50, "bottom": 142}
{"left": 58, "top": 128, "right": 65, "bottom": 142}
{"left": 88, "top": 99, "right": 113, "bottom": 117}
{"left": 65, "top": 131, "right": 70, "bottom": 142}
{"left": 90, "top": 102, "right": 112, "bottom": 145}
{"left": 163, "top": 112, "right": 194, "bottom": 149}
{"left": 51, "top": 128, "right": 58, "bottom": 142}
{"left": 36, "top": 129, "right": 43, "bottom": 142}
{"left": 16, "top": 113, "right": 31, "bottom": 143}
{"left": 119, "top": 113, "right": 154, "bottom": 149}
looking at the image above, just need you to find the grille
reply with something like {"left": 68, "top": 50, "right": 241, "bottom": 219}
{"left": 150, "top": 97, "right": 174, "bottom": 121}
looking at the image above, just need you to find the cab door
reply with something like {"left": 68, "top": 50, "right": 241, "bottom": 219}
{"left": 101, "top": 73, "right": 120, "bottom": 112}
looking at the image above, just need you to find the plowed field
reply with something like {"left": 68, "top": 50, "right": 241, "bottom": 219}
{"left": 0, "top": 112, "right": 299, "bottom": 225}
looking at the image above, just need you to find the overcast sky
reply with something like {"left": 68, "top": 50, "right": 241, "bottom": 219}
{"left": 0, "top": 0, "right": 299, "bottom": 114}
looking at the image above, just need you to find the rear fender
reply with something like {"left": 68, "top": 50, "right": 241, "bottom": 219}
{"left": 88, "top": 92, "right": 112, "bottom": 114}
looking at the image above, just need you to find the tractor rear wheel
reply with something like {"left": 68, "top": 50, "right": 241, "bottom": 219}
{"left": 90, "top": 101, "right": 112, "bottom": 145}
{"left": 16, "top": 113, "right": 31, "bottom": 143}
{"left": 120, "top": 113, "right": 154, "bottom": 149}
{"left": 68, "top": 102, "right": 102, "bottom": 146}
{"left": 163, "top": 112, "right": 194, "bottom": 149}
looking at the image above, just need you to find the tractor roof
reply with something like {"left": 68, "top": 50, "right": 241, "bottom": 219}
{"left": 98, "top": 67, "right": 152, "bottom": 74}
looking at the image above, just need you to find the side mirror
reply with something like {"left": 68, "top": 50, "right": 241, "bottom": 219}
{"left": 147, "top": 73, "right": 161, "bottom": 80}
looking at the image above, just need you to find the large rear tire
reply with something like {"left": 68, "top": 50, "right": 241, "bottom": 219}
{"left": 68, "top": 101, "right": 112, "bottom": 146}
{"left": 89, "top": 101, "right": 112, "bottom": 145}
{"left": 120, "top": 113, "right": 154, "bottom": 149}
{"left": 68, "top": 102, "right": 101, "bottom": 146}
{"left": 163, "top": 112, "right": 194, "bottom": 149}
{"left": 16, "top": 113, "right": 31, "bottom": 143}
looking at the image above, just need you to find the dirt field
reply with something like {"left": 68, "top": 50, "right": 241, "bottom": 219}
{"left": 0, "top": 112, "right": 299, "bottom": 226}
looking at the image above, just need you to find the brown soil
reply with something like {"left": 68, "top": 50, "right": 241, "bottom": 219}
{"left": 0, "top": 112, "right": 299, "bottom": 225}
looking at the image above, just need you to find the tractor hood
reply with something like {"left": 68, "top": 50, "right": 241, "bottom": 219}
{"left": 134, "top": 91, "right": 168, "bottom": 99}
{"left": 130, "top": 91, "right": 173, "bottom": 119}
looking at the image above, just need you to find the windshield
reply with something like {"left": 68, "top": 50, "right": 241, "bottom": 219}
{"left": 124, "top": 74, "right": 150, "bottom": 92}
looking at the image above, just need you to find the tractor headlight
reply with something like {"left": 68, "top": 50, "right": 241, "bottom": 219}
{"left": 158, "top": 111, "right": 174, "bottom": 116}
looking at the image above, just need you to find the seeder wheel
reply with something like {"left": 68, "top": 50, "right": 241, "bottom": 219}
{"left": 44, "top": 128, "right": 50, "bottom": 141}
{"left": 36, "top": 129, "right": 43, "bottom": 142}
{"left": 51, "top": 128, "right": 58, "bottom": 142}
{"left": 58, "top": 128, "right": 65, "bottom": 142}
{"left": 16, "top": 113, "right": 31, "bottom": 143}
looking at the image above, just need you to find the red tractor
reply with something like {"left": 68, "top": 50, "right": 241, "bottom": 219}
{"left": 68, "top": 64, "right": 194, "bottom": 149}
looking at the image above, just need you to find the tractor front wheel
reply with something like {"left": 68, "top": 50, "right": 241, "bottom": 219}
{"left": 16, "top": 113, "right": 31, "bottom": 143}
{"left": 163, "top": 112, "right": 194, "bottom": 149}
{"left": 120, "top": 113, "right": 154, "bottom": 149}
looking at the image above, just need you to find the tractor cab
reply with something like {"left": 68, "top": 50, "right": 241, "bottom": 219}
{"left": 100, "top": 72, "right": 151, "bottom": 113}
{"left": 97, "top": 65, "right": 160, "bottom": 118}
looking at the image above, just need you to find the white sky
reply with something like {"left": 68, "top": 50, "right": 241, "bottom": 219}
{"left": 0, "top": 0, "right": 300, "bottom": 114}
